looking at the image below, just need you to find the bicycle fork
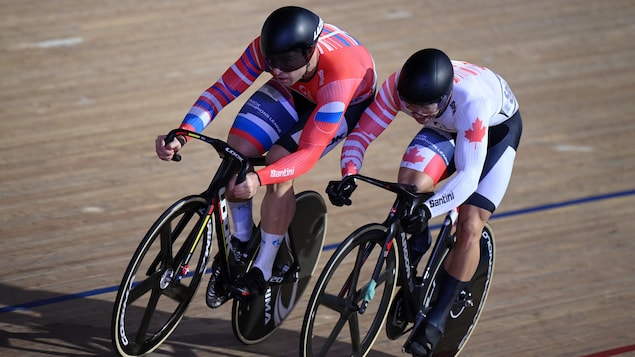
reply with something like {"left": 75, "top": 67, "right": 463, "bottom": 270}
{"left": 151, "top": 204, "right": 215, "bottom": 294}
{"left": 175, "top": 209, "right": 215, "bottom": 286}
{"left": 358, "top": 226, "right": 408, "bottom": 314}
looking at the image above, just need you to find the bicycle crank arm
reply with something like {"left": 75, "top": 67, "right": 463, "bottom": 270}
{"left": 357, "top": 278, "right": 378, "bottom": 314}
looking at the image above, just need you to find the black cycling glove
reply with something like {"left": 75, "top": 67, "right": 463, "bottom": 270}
{"left": 402, "top": 204, "right": 431, "bottom": 234}
{"left": 325, "top": 179, "right": 357, "bottom": 206}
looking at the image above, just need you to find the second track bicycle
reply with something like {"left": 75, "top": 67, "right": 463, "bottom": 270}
{"left": 299, "top": 173, "right": 494, "bottom": 357}
{"left": 111, "top": 128, "right": 327, "bottom": 356}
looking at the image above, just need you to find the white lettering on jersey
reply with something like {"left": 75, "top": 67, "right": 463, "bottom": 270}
{"left": 270, "top": 167, "right": 295, "bottom": 178}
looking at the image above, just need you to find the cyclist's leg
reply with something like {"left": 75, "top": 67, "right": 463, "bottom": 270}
{"left": 226, "top": 80, "right": 300, "bottom": 243}
{"left": 228, "top": 87, "right": 309, "bottom": 297}
{"left": 254, "top": 146, "right": 296, "bottom": 281}
{"left": 410, "top": 112, "right": 522, "bottom": 355}
{"left": 229, "top": 189, "right": 294, "bottom": 298}
{"left": 445, "top": 110, "right": 522, "bottom": 282}
{"left": 387, "top": 128, "right": 456, "bottom": 347}
{"left": 397, "top": 127, "right": 455, "bottom": 190}
{"left": 208, "top": 81, "right": 302, "bottom": 300}
{"left": 227, "top": 79, "right": 297, "bottom": 244}
{"left": 227, "top": 79, "right": 299, "bottom": 156}
{"left": 416, "top": 205, "right": 487, "bottom": 330}
{"left": 253, "top": 93, "right": 372, "bottom": 277}
{"left": 397, "top": 127, "right": 455, "bottom": 265}
{"left": 232, "top": 92, "right": 372, "bottom": 297}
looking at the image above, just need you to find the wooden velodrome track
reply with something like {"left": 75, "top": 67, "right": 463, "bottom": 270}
{"left": 1, "top": 0, "right": 634, "bottom": 356}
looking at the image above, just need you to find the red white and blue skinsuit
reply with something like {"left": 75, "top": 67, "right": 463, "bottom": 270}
{"left": 179, "top": 24, "right": 376, "bottom": 185}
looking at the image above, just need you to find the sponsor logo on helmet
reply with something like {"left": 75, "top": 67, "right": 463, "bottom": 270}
{"left": 314, "top": 19, "right": 324, "bottom": 41}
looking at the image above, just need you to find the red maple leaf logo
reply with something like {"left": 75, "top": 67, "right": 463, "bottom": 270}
{"left": 465, "top": 117, "right": 486, "bottom": 144}
{"left": 343, "top": 160, "right": 358, "bottom": 175}
{"left": 403, "top": 147, "right": 425, "bottom": 164}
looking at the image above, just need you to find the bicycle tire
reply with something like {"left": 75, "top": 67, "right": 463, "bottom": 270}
{"left": 431, "top": 222, "right": 496, "bottom": 357}
{"left": 111, "top": 195, "right": 211, "bottom": 357}
{"left": 300, "top": 223, "right": 398, "bottom": 357}
{"left": 232, "top": 191, "right": 327, "bottom": 344}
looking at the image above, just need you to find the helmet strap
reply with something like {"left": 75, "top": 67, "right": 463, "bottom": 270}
{"left": 300, "top": 52, "right": 317, "bottom": 82}
{"left": 435, "top": 90, "right": 453, "bottom": 118}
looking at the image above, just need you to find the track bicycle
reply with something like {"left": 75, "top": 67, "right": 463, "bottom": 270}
{"left": 299, "top": 173, "right": 494, "bottom": 356}
{"left": 111, "top": 128, "right": 327, "bottom": 356}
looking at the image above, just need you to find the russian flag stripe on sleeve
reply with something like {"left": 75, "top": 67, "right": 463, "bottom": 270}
{"left": 182, "top": 113, "right": 206, "bottom": 133}
{"left": 315, "top": 101, "right": 345, "bottom": 123}
{"left": 315, "top": 111, "right": 342, "bottom": 123}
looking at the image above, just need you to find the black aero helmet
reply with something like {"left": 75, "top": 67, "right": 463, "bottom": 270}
{"left": 260, "top": 6, "right": 324, "bottom": 72}
{"left": 397, "top": 48, "right": 454, "bottom": 105}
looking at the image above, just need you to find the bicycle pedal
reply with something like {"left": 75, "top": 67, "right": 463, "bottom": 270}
{"left": 269, "top": 263, "right": 299, "bottom": 284}
{"left": 453, "top": 289, "right": 474, "bottom": 307}
{"left": 402, "top": 311, "right": 426, "bottom": 349}
{"left": 402, "top": 343, "right": 411, "bottom": 354}
{"left": 402, "top": 338, "right": 417, "bottom": 354}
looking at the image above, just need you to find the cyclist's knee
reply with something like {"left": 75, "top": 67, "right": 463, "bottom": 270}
{"left": 227, "top": 134, "right": 264, "bottom": 157}
{"left": 456, "top": 205, "right": 490, "bottom": 244}
{"left": 265, "top": 144, "right": 292, "bottom": 165}
{"left": 265, "top": 180, "right": 294, "bottom": 196}
{"left": 398, "top": 167, "right": 434, "bottom": 192}
{"left": 456, "top": 222, "right": 482, "bottom": 247}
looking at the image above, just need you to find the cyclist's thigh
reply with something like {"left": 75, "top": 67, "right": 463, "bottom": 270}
{"left": 399, "top": 127, "right": 456, "bottom": 186}
{"left": 465, "top": 111, "right": 523, "bottom": 211}
{"left": 228, "top": 79, "right": 299, "bottom": 156}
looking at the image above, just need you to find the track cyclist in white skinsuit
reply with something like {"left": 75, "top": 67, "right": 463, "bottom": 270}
{"left": 330, "top": 48, "right": 522, "bottom": 357}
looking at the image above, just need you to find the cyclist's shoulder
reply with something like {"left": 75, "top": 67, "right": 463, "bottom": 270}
{"left": 317, "top": 23, "right": 370, "bottom": 56}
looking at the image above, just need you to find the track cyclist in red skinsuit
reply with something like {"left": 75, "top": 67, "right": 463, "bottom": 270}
{"left": 329, "top": 48, "right": 522, "bottom": 356}
{"left": 155, "top": 6, "right": 376, "bottom": 304}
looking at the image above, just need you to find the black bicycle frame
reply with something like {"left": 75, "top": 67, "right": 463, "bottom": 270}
{"left": 163, "top": 128, "right": 301, "bottom": 285}
{"left": 162, "top": 129, "right": 252, "bottom": 284}
{"left": 341, "top": 173, "right": 460, "bottom": 325}
{"left": 340, "top": 174, "right": 431, "bottom": 314}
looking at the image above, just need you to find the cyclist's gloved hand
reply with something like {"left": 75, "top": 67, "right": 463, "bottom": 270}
{"left": 402, "top": 204, "right": 431, "bottom": 234}
{"left": 326, "top": 179, "right": 357, "bottom": 206}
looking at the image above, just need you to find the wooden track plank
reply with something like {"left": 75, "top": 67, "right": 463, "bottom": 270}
{"left": 1, "top": 0, "right": 634, "bottom": 356}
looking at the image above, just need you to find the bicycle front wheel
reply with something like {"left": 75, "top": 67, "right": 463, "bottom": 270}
{"left": 111, "top": 195, "right": 211, "bottom": 357}
{"left": 300, "top": 223, "right": 398, "bottom": 357}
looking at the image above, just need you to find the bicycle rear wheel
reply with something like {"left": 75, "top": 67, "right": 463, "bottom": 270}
{"left": 232, "top": 191, "right": 327, "bottom": 344}
{"left": 111, "top": 195, "right": 211, "bottom": 357}
{"left": 300, "top": 223, "right": 398, "bottom": 357}
{"left": 433, "top": 222, "right": 496, "bottom": 356}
